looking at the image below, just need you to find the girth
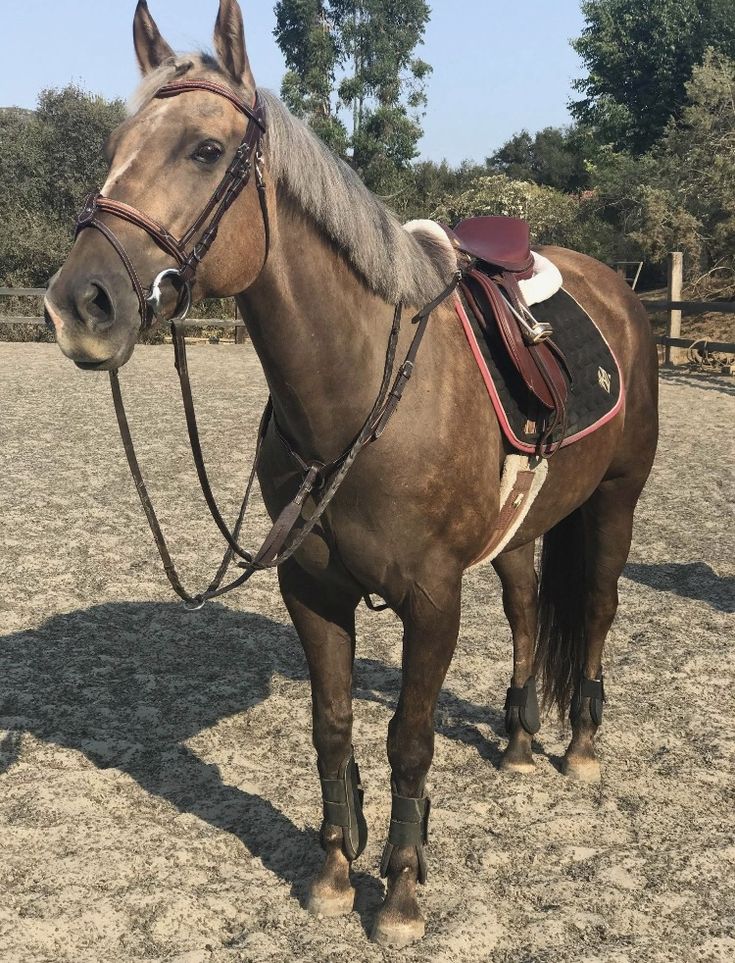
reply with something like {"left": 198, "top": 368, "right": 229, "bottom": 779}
{"left": 76, "top": 80, "right": 269, "bottom": 327}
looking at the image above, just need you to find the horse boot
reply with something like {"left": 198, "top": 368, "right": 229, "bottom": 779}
{"left": 373, "top": 782, "right": 431, "bottom": 948}
{"left": 564, "top": 671, "right": 605, "bottom": 782}
{"left": 307, "top": 751, "right": 368, "bottom": 917}
{"left": 502, "top": 675, "right": 541, "bottom": 773}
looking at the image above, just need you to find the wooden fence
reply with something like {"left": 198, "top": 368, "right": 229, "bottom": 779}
{"left": 2, "top": 256, "right": 734, "bottom": 366}
{"left": 639, "top": 252, "right": 735, "bottom": 365}
{"left": 0, "top": 288, "right": 248, "bottom": 343}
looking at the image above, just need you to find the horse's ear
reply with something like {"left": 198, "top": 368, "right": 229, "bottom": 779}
{"left": 133, "top": 0, "right": 175, "bottom": 75}
{"left": 214, "top": 0, "right": 255, "bottom": 88}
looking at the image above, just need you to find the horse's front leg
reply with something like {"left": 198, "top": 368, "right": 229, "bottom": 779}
{"left": 372, "top": 572, "right": 462, "bottom": 948}
{"left": 278, "top": 559, "right": 365, "bottom": 917}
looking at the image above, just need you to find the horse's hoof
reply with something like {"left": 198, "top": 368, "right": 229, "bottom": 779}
{"left": 562, "top": 755, "right": 601, "bottom": 783}
{"left": 500, "top": 755, "right": 536, "bottom": 774}
{"left": 306, "top": 885, "right": 355, "bottom": 918}
{"left": 371, "top": 912, "right": 426, "bottom": 949}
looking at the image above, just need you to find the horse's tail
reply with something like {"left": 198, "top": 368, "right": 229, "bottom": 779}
{"left": 535, "top": 506, "right": 587, "bottom": 717}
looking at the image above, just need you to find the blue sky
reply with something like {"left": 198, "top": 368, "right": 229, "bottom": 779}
{"left": 2, "top": 1, "right": 587, "bottom": 165}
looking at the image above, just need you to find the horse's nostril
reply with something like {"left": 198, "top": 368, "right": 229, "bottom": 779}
{"left": 82, "top": 281, "right": 115, "bottom": 329}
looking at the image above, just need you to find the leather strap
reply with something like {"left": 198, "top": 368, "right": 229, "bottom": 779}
{"left": 111, "top": 273, "right": 462, "bottom": 609}
{"left": 156, "top": 80, "right": 266, "bottom": 131}
{"left": 475, "top": 468, "right": 535, "bottom": 563}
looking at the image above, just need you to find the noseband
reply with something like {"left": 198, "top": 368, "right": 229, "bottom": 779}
{"left": 76, "top": 79, "right": 269, "bottom": 326}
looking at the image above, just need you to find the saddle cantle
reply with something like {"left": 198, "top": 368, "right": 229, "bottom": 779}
{"left": 444, "top": 216, "right": 571, "bottom": 455}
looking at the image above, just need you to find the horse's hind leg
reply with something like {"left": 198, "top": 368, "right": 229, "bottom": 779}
{"left": 278, "top": 560, "right": 363, "bottom": 917}
{"left": 564, "top": 478, "right": 643, "bottom": 782}
{"left": 372, "top": 572, "right": 462, "bottom": 948}
{"left": 493, "top": 541, "right": 540, "bottom": 773}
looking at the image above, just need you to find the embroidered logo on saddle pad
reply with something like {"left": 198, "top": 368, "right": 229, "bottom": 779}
{"left": 598, "top": 366, "right": 612, "bottom": 394}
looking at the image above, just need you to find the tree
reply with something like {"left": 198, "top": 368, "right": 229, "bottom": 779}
{"left": 572, "top": 0, "right": 735, "bottom": 153}
{"left": 432, "top": 174, "right": 618, "bottom": 262}
{"left": 588, "top": 51, "right": 735, "bottom": 294}
{"left": 274, "top": 0, "right": 432, "bottom": 192}
{"left": 274, "top": 0, "right": 348, "bottom": 153}
{"left": 0, "top": 85, "right": 125, "bottom": 286}
{"left": 489, "top": 126, "right": 592, "bottom": 193}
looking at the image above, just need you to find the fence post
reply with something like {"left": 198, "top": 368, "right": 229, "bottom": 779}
{"left": 665, "top": 252, "right": 684, "bottom": 366}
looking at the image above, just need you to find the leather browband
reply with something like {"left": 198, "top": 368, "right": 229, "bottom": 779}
{"left": 155, "top": 80, "right": 266, "bottom": 132}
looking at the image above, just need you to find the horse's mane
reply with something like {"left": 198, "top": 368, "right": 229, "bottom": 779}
{"left": 129, "top": 57, "right": 457, "bottom": 306}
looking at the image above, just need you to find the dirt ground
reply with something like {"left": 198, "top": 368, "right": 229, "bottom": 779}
{"left": 0, "top": 343, "right": 733, "bottom": 963}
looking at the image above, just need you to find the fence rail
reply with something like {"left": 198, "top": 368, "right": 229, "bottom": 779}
{"left": 0, "top": 287, "right": 47, "bottom": 297}
{"left": 641, "top": 300, "right": 735, "bottom": 316}
{"left": 639, "top": 253, "right": 735, "bottom": 364}
{"left": 0, "top": 287, "right": 248, "bottom": 342}
{"left": 2, "top": 266, "right": 734, "bottom": 360}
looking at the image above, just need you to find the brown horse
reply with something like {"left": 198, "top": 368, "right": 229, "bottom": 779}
{"left": 45, "top": 0, "right": 658, "bottom": 947}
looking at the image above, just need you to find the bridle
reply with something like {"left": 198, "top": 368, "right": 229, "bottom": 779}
{"left": 75, "top": 75, "right": 462, "bottom": 611}
{"left": 76, "top": 79, "right": 269, "bottom": 327}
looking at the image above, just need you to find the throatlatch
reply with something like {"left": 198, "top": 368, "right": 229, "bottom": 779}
{"left": 380, "top": 783, "right": 431, "bottom": 885}
{"left": 318, "top": 753, "right": 368, "bottom": 861}
{"left": 504, "top": 675, "right": 541, "bottom": 736}
{"left": 571, "top": 672, "right": 606, "bottom": 727}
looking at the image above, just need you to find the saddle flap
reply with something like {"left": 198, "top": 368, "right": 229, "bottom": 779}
{"left": 452, "top": 217, "right": 534, "bottom": 277}
{"left": 463, "top": 269, "right": 569, "bottom": 414}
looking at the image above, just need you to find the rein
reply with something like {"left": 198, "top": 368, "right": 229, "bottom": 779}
{"left": 80, "top": 75, "right": 461, "bottom": 609}
{"left": 110, "top": 275, "right": 460, "bottom": 610}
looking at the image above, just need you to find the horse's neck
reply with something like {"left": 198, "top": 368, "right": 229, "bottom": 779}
{"left": 238, "top": 204, "right": 393, "bottom": 460}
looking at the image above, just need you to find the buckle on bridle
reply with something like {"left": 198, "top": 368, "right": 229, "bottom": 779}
{"left": 76, "top": 192, "right": 99, "bottom": 229}
{"left": 147, "top": 268, "right": 192, "bottom": 322}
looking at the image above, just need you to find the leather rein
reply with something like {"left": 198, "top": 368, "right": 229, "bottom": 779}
{"left": 79, "top": 78, "right": 461, "bottom": 610}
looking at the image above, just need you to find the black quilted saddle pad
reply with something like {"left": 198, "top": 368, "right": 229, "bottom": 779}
{"left": 459, "top": 287, "right": 623, "bottom": 454}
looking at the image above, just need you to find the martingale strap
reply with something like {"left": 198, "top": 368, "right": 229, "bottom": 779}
{"left": 111, "top": 272, "right": 461, "bottom": 610}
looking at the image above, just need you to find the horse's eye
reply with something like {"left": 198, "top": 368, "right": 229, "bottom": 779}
{"left": 192, "top": 140, "right": 224, "bottom": 165}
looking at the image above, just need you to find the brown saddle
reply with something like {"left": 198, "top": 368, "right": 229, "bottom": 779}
{"left": 452, "top": 216, "right": 535, "bottom": 277}
{"left": 444, "top": 216, "right": 571, "bottom": 455}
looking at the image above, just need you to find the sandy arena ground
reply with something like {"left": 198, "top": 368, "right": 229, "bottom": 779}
{"left": 0, "top": 343, "right": 733, "bottom": 963}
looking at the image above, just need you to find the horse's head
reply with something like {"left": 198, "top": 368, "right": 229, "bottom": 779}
{"left": 46, "top": 0, "right": 268, "bottom": 370}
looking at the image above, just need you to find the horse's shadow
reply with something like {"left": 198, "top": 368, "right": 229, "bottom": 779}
{"left": 0, "top": 601, "right": 507, "bottom": 927}
{"left": 624, "top": 561, "right": 734, "bottom": 613}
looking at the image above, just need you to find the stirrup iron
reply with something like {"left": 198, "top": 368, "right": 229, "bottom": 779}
{"left": 506, "top": 299, "right": 553, "bottom": 345}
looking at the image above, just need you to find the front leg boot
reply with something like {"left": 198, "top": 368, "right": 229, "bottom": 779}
{"left": 319, "top": 751, "right": 368, "bottom": 861}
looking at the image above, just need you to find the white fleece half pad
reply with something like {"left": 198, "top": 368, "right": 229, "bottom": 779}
{"left": 518, "top": 253, "right": 563, "bottom": 306}
{"left": 404, "top": 220, "right": 563, "bottom": 306}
